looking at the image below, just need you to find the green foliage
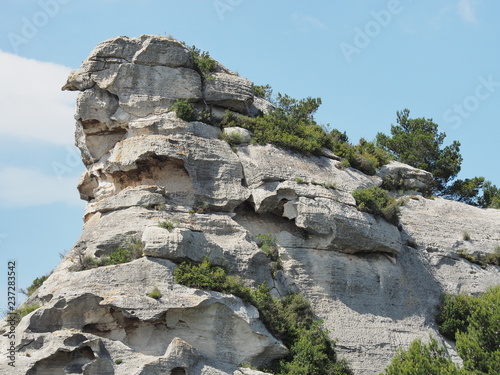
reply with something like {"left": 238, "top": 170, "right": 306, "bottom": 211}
{"left": 254, "top": 84, "right": 273, "bottom": 100}
{"left": 435, "top": 286, "right": 500, "bottom": 374}
{"left": 256, "top": 234, "right": 282, "bottom": 277}
{"left": 221, "top": 131, "right": 246, "bottom": 145}
{"left": 193, "top": 200, "right": 210, "bottom": 214}
{"left": 462, "top": 231, "right": 471, "bottom": 241}
{"left": 174, "top": 258, "right": 352, "bottom": 375}
{"left": 174, "top": 258, "right": 251, "bottom": 301}
{"left": 170, "top": 99, "right": 195, "bottom": 121}
{"left": 457, "top": 249, "right": 500, "bottom": 268}
{"left": 72, "top": 254, "right": 99, "bottom": 271}
{"left": 295, "top": 177, "right": 336, "bottom": 190}
{"left": 351, "top": 187, "right": 400, "bottom": 225}
{"left": 456, "top": 285, "right": 500, "bottom": 374}
{"left": 147, "top": 286, "right": 162, "bottom": 300}
{"left": 220, "top": 95, "right": 330, "bottom": 156}
{"left": 376, "top": 109, "right": 462, "bottom": 193}
{"left": 21, "top": 275, "right": 49, "bottom": 297}
{"left": 102, "top": 247, "right": 133, "bottom": 265}
{"left": 332, "top": 136, "right": 392, "bottom": 176}
{"left": 115, "top": 359, "right": 123, "bottom": 365}
{"left": 380, "top": 336, "right": 464, "bottom": 375}
{"left": 295, "top": 177, "right": 307, "bottom": 184}
{"left": 437, "top": 293, "right": 476, "bottom": 341}
{"left": 188, "top": 45, "right": 217, "bottom": 79}
{"left": 73, "top": 238, "right": 144, "bottom": 270}
{"left": 158, "top": 220, "right": 175, "bottom": 232}
{"left": 444, "top": 178, "right": 500, "bottom": 209}
{"left": 479, "top": 181, "right": 500, "bottom": 209}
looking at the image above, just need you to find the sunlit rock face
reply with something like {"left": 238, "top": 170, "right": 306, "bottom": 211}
{"left": 1, "top": 35, "right": 499, "bottom": 375}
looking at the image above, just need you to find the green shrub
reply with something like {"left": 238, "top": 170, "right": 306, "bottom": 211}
{"left": 158, "top": 220, "right": 175, "bottom": 232}
{"left": 352, "top": 187, "right": 400, "bottom": 225}
{"left": 219, "top": 95, "right": 331, "bottom": 156}
{"left": 380, "top": 336, "right": 463, "bottom": 375}
{"left": 170, "top": 99, "right": 195, "bottom": 121}
{"left": 462, "top": 231, "right": 471, "bottom": 241}
{"left": 436, "top": 293, "right": 476, "bottom": 341}
{"left": 174, "top": 258, "right": 352, "bottom": 375}
{"left": 186, "top": 45, "right": 217, "bottom": 79}
{"left": 434, "top": 286, "right": 500, "bottom": 374}
{"left": 193, "top": 201, "right": 210, "bottom": 214}
{"left": 115, "top": 359, "right": 123, "bottom": 365}
{"left": 484, "top": 246, "right": 500, "bottom": 266}
{"left": 256, "top": 234, "right": 282, "bottom": 277}
{"left": 295, "top": 177, "right": 307, "bottom": 184}
{"left": 376, "top": 109, "right": 462, "bottom": 194}
{"left": 457, "top": 249, "right": 500, "bottom": 268}
{"left": 74, "top": 237, "right": 144, "bottom": 270}
{"left": 174, "top": 258, "right": 251, "bottom": 300}
{"left": 254, "top": 84, "right": 273, "bottom": 100}
{"left": 455, "top": 285, "right": 500, "bottom": 374}
{"left": 221, "top": 131, "right": 246, "bottom": 145}
{"left": 21, "top": 275, "right": 49, "bottom": 297}
{"left": 147, "top": 286, "right": 162, "bottom": 300}
{"left": 72, "top": 254, "right": 99, "bottom": 271}
{"left": 331, "top": 135, "right": 392, "bottom": 176}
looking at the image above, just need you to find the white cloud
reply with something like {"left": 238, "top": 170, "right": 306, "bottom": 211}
{"left": 0, "top": 167, "right": 83, "bottom": 208}
{"left": 457, "top": 0, "right": 478, "bottom": 23}
{"left": 291, "top": 12, "right": 327, "bottom": 32}
{"left": 0, "top": 51, "right": 77, "bottom": 146}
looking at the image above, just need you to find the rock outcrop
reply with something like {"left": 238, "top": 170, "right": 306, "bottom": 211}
{"left": 1, "top": 35, "right": 499, "bottom": 375}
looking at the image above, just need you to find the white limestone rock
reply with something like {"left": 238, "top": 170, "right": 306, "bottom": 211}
{"left": 203, "top": 73, "right": 254, "bottom": 114}
{"left": 377, "top": 161, "right": 434, "bottom": 193}
{"left": 6, "top": 35, "right": 499, "bottom": 375}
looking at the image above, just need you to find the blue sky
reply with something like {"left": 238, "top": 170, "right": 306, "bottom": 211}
{"left": 1, "top": 0, "right": 499, "bottom": 309}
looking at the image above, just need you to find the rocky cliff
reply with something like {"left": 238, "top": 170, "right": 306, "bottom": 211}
{"left": 1, "top": 35, "right": 499, "bottom": 375}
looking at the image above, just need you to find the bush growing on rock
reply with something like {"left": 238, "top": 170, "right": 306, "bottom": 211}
{"left": 455, "top": 285, "right": 500, "bottom": 374}
{"left": 436, "top": 292, "right": 476, "bottom": 341}
{"left": 254, "top": 84, "right": 273, "bottom": 100}
{"left": 376, "top": 109, "right": 462, "bottom": 194}
{"left": 72, "top": 237, "right": 144, "bottom": 270}
{"left": 21, "top": 274, "right": 49, "bottom": 297}
{"left": 380, "top": 336, "right": 464, "bottom": 375}
{"left": 434, "top": 285, "right": 500, "bottom": 374}
{"left": 351, "top": 187, "right": 400, "bottom": 225}
{"left": 186, "top": 45, "right": 217, "bottom": 79}
{"left": 220, "top": 94, "right": 331, "bottom": 156}
{"left": 170, "top": 99, "right": 195, "bottom": 121}
{"left": 174, "top": 258, "right": 353, "bottom": 375}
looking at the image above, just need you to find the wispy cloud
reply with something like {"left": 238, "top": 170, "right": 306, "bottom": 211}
{"left": 0, "top": 51, "right": 77, "bottom": 146}
{"left": 0, "top": 167, "right": 82, "bottom": 208}
{"left": 457, "top": 0, "right": 478, "bottom": 23}
{"left": 291, "top": 12, "right": 327, "bottom": 32}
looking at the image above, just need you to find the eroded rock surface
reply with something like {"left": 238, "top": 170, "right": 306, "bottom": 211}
{"left": 1, "top": 35, "right": 499, "bottom": 375}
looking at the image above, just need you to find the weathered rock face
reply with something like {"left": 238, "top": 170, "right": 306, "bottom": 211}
{"left": 1, "top": 35, "right": 499, "bottom": 375}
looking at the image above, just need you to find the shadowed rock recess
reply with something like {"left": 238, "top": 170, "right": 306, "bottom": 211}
{"left": 1, "top": 35, "right": 500, "bottom": 375}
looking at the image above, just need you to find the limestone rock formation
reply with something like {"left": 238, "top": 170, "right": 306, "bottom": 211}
{"left": 1, "top": 35, "right": 499, "bottom": 375}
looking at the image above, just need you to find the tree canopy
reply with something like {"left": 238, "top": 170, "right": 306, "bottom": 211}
{"left": 376, "top": 109, "right": 462, "bottom": 193}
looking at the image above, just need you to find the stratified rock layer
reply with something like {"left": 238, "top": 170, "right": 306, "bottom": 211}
{"left": 1, "top": 35, "right": 499, "bottom": 375}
